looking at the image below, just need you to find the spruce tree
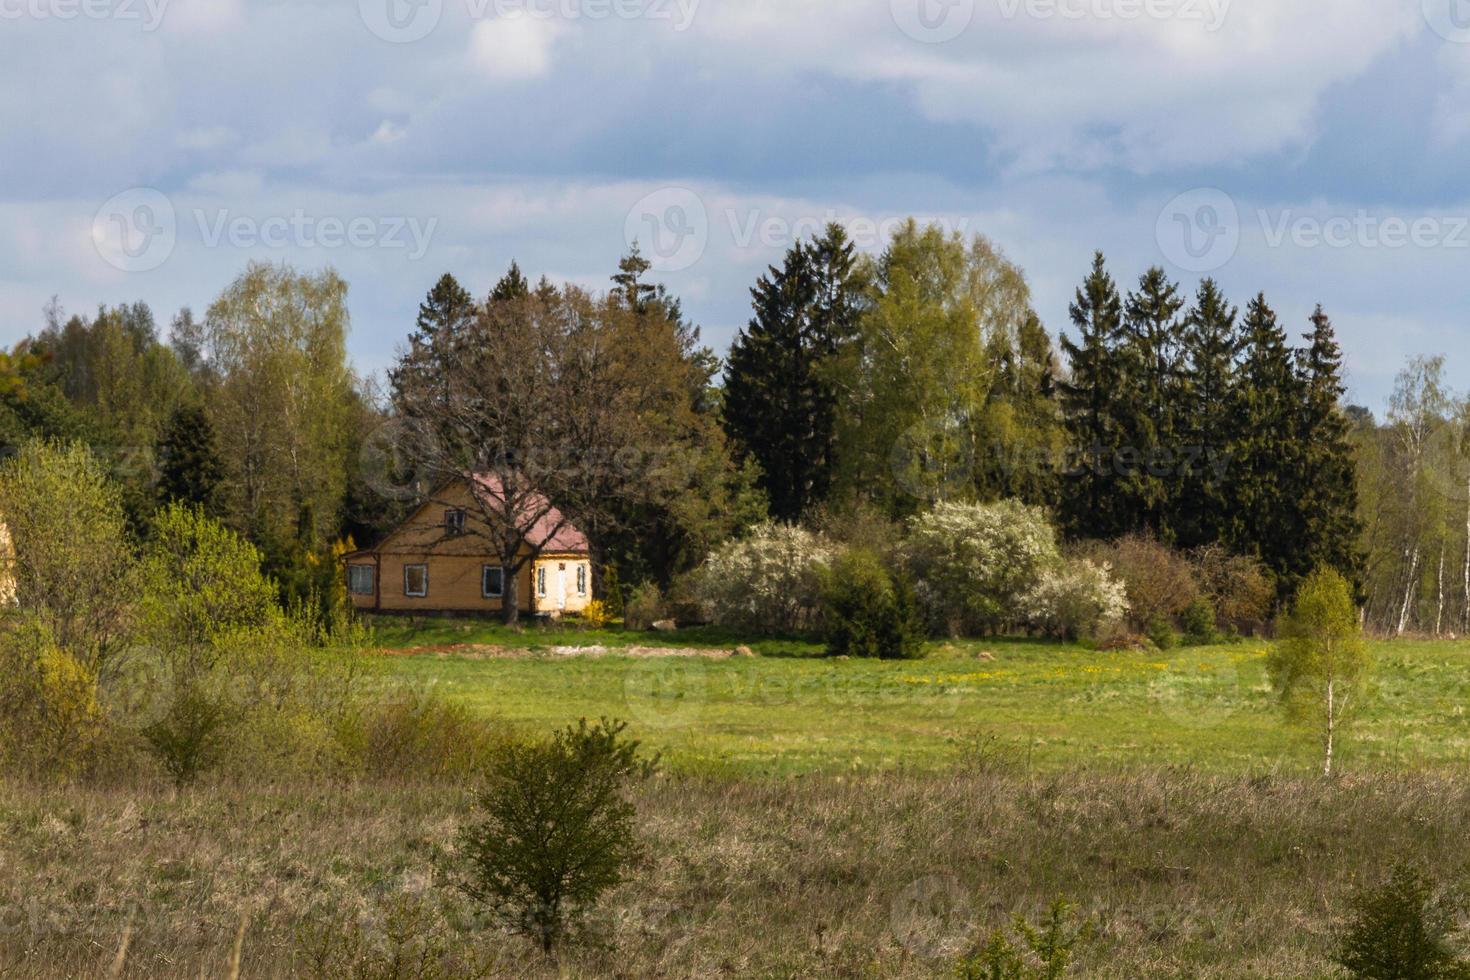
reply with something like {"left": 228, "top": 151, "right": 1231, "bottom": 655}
{"left": 1226, "top": 293, "right": 1305, "bottom": 594}
{"left": 155, "top": 402, "right": 224, "bottom": 515}
{"left": 1176, "top": 279, "right": 1241, "bottom": 547}
{"left": 1296, "top": 306, "right": 1364, "bottom": 590}
{"left": 722, "top": 225, "right": 861, "bottom": 521}
{"left": 489, "top": 261, "right": 530, "bottom": 303}
{"left": 1118, "top": 267, "right": 1187, "bottom": 538}
{"left": 1058, "top": 252, "right": 1126, "bottom": 539}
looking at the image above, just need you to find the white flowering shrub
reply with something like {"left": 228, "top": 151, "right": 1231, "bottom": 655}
{"left": 694, "top": 523, "right": 835, "bottom": 634}
{"left": 903, "top": 500, "right": 1060, "bottom": 636}
{"left": 1026, "top": 559, "right": 1130, "bottom": 641}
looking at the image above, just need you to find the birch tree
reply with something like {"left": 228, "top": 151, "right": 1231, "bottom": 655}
{"left": 1268, "top": 567, "right": 1371, "bottom": 776}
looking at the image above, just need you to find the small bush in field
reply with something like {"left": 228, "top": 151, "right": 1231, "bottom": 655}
{"left": 142, "top": 675, "right": 236, "bottom": 787}
{"left": 0, "top": 618, "right": 103, "bottom": 778}
{"left": 820, "top": 549, "right": 926, "bottom": 660}
{"left": 694, "top": 522, "right": 833, "bottom": 634}
{"left": 622, "top": 582, "right": 665, "bottom": 631}
{"left": 350, "top": 687, "right": 504, "bottom": 780}
{"left": 1179, "top": 597, "right": 1219, "bottom": 646}
{"left": 1337, "top": 864, "right": 1470, "bottom": 980}
{"left": 1146, "top": 616, "right": 1180, "bottom": 651}
{"left": 1025, "top": 560, "right": 1129, "bottom": 642}
{"left": 579, "top": 599, "right": 612, "bottom": 630}
{"left": 296, "top": 894, "right": 496, "bottom": 979}
{"left": 456, "top": 718, "right": 655, "bottom": 954}
{"left": 955, "top": 897, "right": 1092, "bottom": 979}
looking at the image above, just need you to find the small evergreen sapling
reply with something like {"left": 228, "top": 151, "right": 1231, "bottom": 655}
{"left": 456, "top": 718, "right": 655, "bottom": 954}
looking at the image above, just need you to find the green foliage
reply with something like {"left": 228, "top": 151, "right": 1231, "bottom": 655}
{"left": 140, "top": 675, "right": 236, "bottom": 788}
{"left": 955, "top": 898, "right": 1092, "bottom": 980}
{"left": 1269, "top": 566, "right": 1371, "bottom": 775}
{"left": 1179, "top": 597, "right": 1219, "bottom": 646}
{"left": 0, "top": 439, "right": 135, "bottom": 669}
{"left": 1146, "top": 616, "right": 1180, "bottom": 651}
{"left": 820, "top": 549, "right": 925, "bottom": 660}
{"left": 1337, "top": 864, "right": 1470, "bottom": 980}
{"left": 723, "top": 223, "right": 863, "bottom": 522}
{"left": 623, "top": 582, "right": 665, "bottom": 631}
{"left": 0, "top": 617, "right": 103, "bottom": 778}
{"left": 155, "top": 402, "right": 224, "bottom": 515}
{"left": 456, "top": 718, "right": 655, "bottom": 953}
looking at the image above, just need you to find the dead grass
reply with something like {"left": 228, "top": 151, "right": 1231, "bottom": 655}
{"left": 3, "top": 767, "right": 1469, "bottom": 977}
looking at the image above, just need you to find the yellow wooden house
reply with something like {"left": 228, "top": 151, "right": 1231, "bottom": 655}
{"left": 342, "top": 476, "right": 593, "bottom": 617}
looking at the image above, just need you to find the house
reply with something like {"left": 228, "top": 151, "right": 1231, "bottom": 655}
{"left": 342, "top": 475, "right": 593, "bottom": 617}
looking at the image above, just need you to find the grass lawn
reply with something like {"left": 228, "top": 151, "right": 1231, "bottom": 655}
{"left": 373, "top": 616, "right": 1470, "bottom": 776}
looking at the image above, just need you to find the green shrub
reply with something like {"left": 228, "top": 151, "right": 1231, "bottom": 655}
{"left": 1337, "top": 864, "right": 1470, "bottom": 979}
{"left": 1179, "top": 597, "right": 1219, "bottom": 646}
{"left": 456, "top": 718, "right": 655, "bottom": 954}
{"left": 955, "top": 897, "right": 1092, "bottom": 979}
{"left": 1025, "top": 559, "right": 1130, "bottom": 642}
{"left": 347, "top": 686, "right": 506, "bottom": 780}
{"left": 0, "top": 618, "right": 104, "bottom": 778}
{"left": 820, "top": 549, "right": 926, "bottom": 660}
{"left": 623, "top": 582, "right": 665, "bottom": 631}
{"left": 1145, "top": 616, "right": 1179, "bottom": 651}
{"left": 141, "top": 674, "right": 237, "bottom": 787}
{"left": 1189, "top": 545, "right": 1274, "bottom": 635}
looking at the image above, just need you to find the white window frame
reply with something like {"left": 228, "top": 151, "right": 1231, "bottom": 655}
{"left": 576, "top": 564, "right": 587, "bottom": 595}
{"left": 347, "top": 564, "right": 375, "bottom": 596}
{"left": 404, "top": 563, "right": 428, "bottom": 598}
{"left": 444, "top": 509, "right": 466, "bottom": 537}
{"left": 536, "top": 566, "right": 547, "bottom": 597}
{"left": 482, "top": 565, "right": 505, "bottom": 599}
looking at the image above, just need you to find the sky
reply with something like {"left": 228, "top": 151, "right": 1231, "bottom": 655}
{"left": 3, "top": 0, "right": 1469, "bottom": 411}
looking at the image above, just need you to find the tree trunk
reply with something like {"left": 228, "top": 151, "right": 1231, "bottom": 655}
{"left": 1462, "top": 486, "right": 1470, "bottom": 634}
{"left": 1396, "top": 546, "right": 1420, "bottom": 637}
{"left": 1323, "top": 677, "right": 1335, "bottom": 777}
{"left": 1436, "top": 542, "right": 1447, "bottom": 637}
{"left": 503, "top": 565, "right": 521, "bottom": 626}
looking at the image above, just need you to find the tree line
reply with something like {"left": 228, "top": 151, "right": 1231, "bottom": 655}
{"left": 0, "top": 219, "right": 1454, "bottom": 633}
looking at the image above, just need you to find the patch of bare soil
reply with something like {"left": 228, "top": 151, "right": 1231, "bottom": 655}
{"left": 379, "top": 643, "right": 748, "bottom": 660}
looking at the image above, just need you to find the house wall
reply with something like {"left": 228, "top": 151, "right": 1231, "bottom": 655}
{"left": 347, "top": 552, "right": 593, "bottom": 615}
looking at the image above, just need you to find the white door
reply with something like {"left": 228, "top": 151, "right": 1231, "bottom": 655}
{"left": 556, "top": 563, "right": 568, "bottom": 610}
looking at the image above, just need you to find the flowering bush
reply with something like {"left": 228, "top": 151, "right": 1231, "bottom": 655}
{"left": 903, "top": 500, "right": 1060, "bottom": 636}
{"left": 1026, "top": 559, "right": 1130, "bottom": 641}
{"left": 694, "top": 523, "right": 834, "bottom": 634}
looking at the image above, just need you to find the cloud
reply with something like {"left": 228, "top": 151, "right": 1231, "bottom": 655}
{"left": 468, "top": 16, "right": 565, "bottom": 80}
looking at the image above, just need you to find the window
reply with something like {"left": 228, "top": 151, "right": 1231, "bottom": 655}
{"left": 444, "top": 509, "right": 466, "bottom": 537}
{"left": 482, "top": 565, "right": 504, "bottom": 599}
{"left": 536, "top": 566, "right": 546, "bottom": 597}
{"left": 404, "top": 564, "right": 428, "bottom": 597}
{"left": 347, "top": 564, "right": 375, "bottom": 596}
{"left": 576, "top": 564, "right": 587, "bottom": 595}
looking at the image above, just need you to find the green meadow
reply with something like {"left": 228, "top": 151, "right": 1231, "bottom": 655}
{"left": 374, "top": 618, "right": 1470, "bottom": 776}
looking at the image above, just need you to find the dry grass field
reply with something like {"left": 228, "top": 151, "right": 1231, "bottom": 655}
{"left": 3, "top": 766, "right": 1470, "bottom": 978}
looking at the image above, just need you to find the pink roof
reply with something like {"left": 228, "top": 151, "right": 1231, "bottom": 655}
{"left": 470, "top": 473, "right": 590, "bottom": 554}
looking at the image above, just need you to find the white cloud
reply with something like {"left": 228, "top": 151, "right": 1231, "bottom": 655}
{"left": 468, "top": 16, "right": 564, "bottom": 80}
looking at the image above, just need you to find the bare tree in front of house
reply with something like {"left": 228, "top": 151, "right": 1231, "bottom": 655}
{"left": 389, "top": 271, "right": 688, "bottom": 624}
